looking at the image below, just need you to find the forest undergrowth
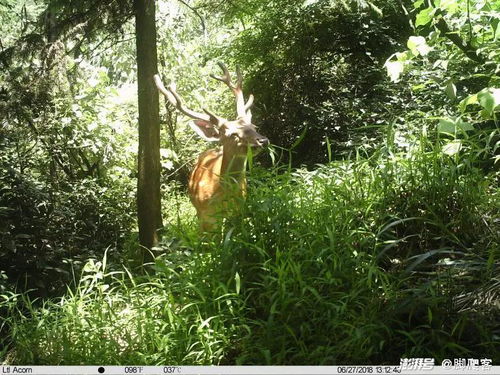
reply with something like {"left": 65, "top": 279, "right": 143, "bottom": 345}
{"left": 1, "top": 130, "right": 498, "bottom": 365}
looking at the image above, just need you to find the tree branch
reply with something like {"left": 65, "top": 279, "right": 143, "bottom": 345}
{"left": 426, "top": 0, "right": 485, "bottom": 64}
{"left": 434, "top": 16, "right": 484, "bottom": 64}
{"left": 175, "top": 0, "right": 207, "bottom": 37}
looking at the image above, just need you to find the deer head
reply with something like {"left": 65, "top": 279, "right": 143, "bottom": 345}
{"left": 154, "top": 62, "right": 268, "bottom": 154}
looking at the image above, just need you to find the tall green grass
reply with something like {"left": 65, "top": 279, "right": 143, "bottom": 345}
{"left": 1, "top": 133, "right": 498, "bottom": 364}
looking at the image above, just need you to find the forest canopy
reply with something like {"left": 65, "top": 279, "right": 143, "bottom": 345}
{"left": 0, "top": 0, "right": 499, "bottom": 366}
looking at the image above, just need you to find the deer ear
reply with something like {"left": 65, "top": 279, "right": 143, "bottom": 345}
{"left": 190, "top": 120, "right": 220, "bottom": 142}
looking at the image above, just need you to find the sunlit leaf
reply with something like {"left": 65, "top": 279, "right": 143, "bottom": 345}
{"left": 291, "top": 125, "right": 308, "bottom": 150}
{"left": 235, "top": 272, "right": 241, "bottom": 295}
{"left": 407, "top": 36, "right": 432, "bottom": 56}
{"left": 397, "top": 50, "right": 413, "bottom": 61}
{"left": 445, "top": 81, "right": 456, "bottom": 100}
{"left": 98, "top": 284, "right": 109, "bottom": 292}
{"left": 478, "top": 88, "right": 500, "bottom": 115}
{"left": 415, "top": 7, "right": 434, "bottom": 27}
{"left": 268, "top": 146, "right": 276, "bottom": 166}
{"left": 439, "top": 0, "right": 459, "bottom": 13}
{"left": 199, "top": 316, "right": 216, "bottom": 329}
{"left": 414, "top": 0, "right": 424, "bottom": 8}
{"left": 432, "top": 59, "right": 449, "bottom": 70}
{"left": 385, "top": 60, "right": 404, "bottom": 82}
{"left": 494, "top": 18, "right": 500, "bottom": 40}
{"left": 490, "top": 88, "right": 500, "bottom": 106}
{"left": 459, "top": 93, "right": 478, "bottom": 112}
{"left": 302, "top": 0, "right": 319, "bottom": 7}
{"left": 479, "top": 91, "right": 494, "bottom": 113}
{"left": 442, "top": 141, "right": 462, "bottom": 155}
{"left": 412, "top": 83, "right": 427, "bottom": 91}
{"left": 475, "top": 0, "right": 488, "bottom": 10}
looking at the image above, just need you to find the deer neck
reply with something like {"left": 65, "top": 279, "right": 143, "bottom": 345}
{"left": 220, "top": 143, "right": 247, "bottom": 184}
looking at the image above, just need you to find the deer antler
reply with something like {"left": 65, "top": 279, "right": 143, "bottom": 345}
{"left": 154, "top": 74, "right": 212, "bottom": 123}
{"left": 210, "top": 62, "right": 254, "bottom": 121}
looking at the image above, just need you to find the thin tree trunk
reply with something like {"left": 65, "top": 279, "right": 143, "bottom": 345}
{"left": 134, "top": 0, "right": 162, "bottom": 261}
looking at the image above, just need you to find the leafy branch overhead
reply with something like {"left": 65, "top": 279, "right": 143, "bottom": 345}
{"left": 386, "top": 0, "right": 499, "bottom": 112}
{"left": 385, "top": 0, "right": 499, "bottom": 159}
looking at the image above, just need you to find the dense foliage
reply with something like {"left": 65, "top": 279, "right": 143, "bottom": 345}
{"left": 1, "top": 0, "right": 499, "bottom": 366}
{"left": 227, "top": 0, "right": 412, "bottom": 165}
{"left": 2, "top": 135, "right": 498, "bottom": 363}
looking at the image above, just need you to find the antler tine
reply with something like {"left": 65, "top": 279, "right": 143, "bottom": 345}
{"left": 243, "top": 93, "right": 254, "bottom": 122}
{"left": 167, "top": 85, "right": 212, "bottom": 122}
{"left": 154, "top": 74, "right": 210, "bottom": 122}
{"left": 244, "top": 94, "right": 254, "bottom": 112}
{"left": 210, "top": 62, "right": 234, "bottom": 89}
{"left": 210, "top": 63, "right": 254, "bottom": 120}
{"left": 154, "top": 74, "right": 176, "bottom": 104}
{"left": 202, "top": 108, "right": 224, "bottom": 125}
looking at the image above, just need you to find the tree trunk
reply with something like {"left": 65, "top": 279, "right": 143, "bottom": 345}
{"left": 134, "top": 0, "right": 162, "bottom": 261}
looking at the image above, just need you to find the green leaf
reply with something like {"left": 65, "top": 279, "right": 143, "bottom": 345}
{"left": 235, "top": 272, "right": 241, "bottom": 295}
{"left": 458, "top": 93, "right": 478, "bottom": 112}
{"left": 268, "top": 146, "right": 277, "bottom": 166}
{"left": 247, "top": 146, "right": 254, "bottom": 170}
{"left": 456, "top": 120, "right": 474, "bottom": 132}
{"left": 493, "top": 18, "right": 500, "bottom": 40}
{"left": 480, "top": 108, "right": 491, "bottom": 119}
{"left": 398, "top": 51, "right": 413, "bottom": 61}
{"left": 415, "top": 7, "right": 434, "bottom": 27}
{"left": 478, "top": 91, "right": 495, "bottom": 113}
{"left": 439, "top": 0, "right": 459, "bottom": 13}
{"left": 367, "top": 1, "right": 383, "bottom": 16}
{"left": 437, "top": 118, "right": 473, "bottom": 134}
{"left": 432, "top": 59, "right": 449, "bottom": 70}
{"left": 477, "top": 88, "right": 500, "bottom": 115}
{"left": 442, "top": 141, "right": 462, "bottom": 155}
{"left": 412, "top": 83, "right": 427, "bottom": 91}
{"left": 291, "top": 125, "right": 308, "bottom": 150}
{"left": 437, "top": 118, "right": 456, "bottom": 134}
{"left": 445, "top": 81, "right": 456, "bottom": 100}
{"left": 326, "top": 137, "right": 332, "bottom": 162}
{"left": 414, "top": 0, "right": 424, "bottom": 8}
